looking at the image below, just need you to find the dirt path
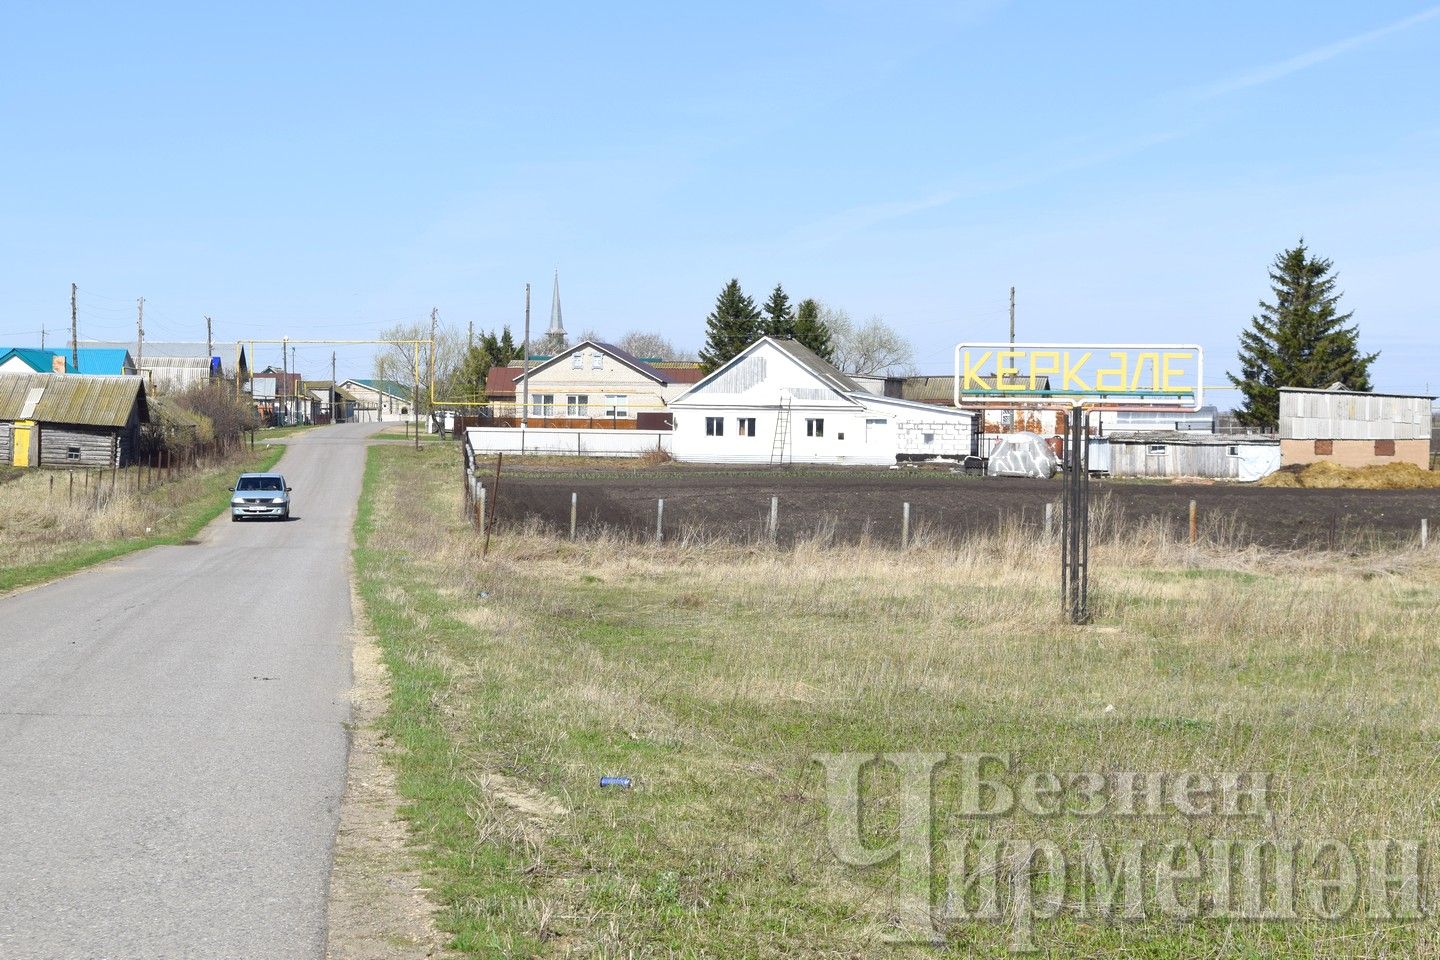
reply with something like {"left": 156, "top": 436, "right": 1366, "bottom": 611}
{"left": 326, "top": 577, "right": 451, "bottom": 960}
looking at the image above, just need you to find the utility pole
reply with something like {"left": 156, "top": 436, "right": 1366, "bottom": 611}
{"left": 281, "top": 336, "right": 288, "bottom": 426}
{"left": 205, "top": 316, "right": 213, "bottom": 366}
{"left": 467, "top": 319, "right": 473, "bottom": 351}
{"left": 291, "top": 346, "right": 297, "bottom": 424}
{"left": 428, "top": 306, "right": 438, "bottom": 417}
{"left": 1008, "top": 285, "right": 1016, "bottom": 433}
{"left": 70, "top": 283, "right": 78, "bottom": 373}
{"left": 41, "top": 325, "right": 46, "bottom": 349}
{"left": 136, "top": 297, "right": 145, "bottom": 371}
{"left": 521, "top": 283, "right": 531, "bottom": 432}
{"left": 1009, "top": 286, "right": 1015, "bottom": 346}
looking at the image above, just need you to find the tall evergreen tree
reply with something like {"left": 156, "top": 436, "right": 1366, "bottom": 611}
{"left": 698, "top": 278, "right": 762, "bottom": 372}
{"left": 792, "top": 298, "right": 834, "bottom": 362}
{"left": 760, "top": 283, "right": 796, "bottom": 338}
{"left": 1229, "top": 241, "right": 1377, "bottom": 428}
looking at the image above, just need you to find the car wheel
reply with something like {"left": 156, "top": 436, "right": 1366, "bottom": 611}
{"left": 231, "top": 513, "right": 240, "bottom": 522}
{"left": 281, "top": 508, "right": 290, "bottom": 521}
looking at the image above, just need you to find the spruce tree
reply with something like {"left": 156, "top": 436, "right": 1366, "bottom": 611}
{"left": 792, "top": 298, "right": 834, "bottom": 362}
{"left": 1229, "top": 241, "right": 1377, "bottom": 428}
{"left": 760, "top": 283, "right": 796, "bottom": 338}
{"left": 698, "top": 278, "right": 762, "bottom": 372}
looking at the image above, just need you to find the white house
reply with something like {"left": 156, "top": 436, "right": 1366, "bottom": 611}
{"left": 669, "top": 337, "right": 976, "bottom": 466}
{"left": 341, "top": 379, "right": 413, "bottom": 422}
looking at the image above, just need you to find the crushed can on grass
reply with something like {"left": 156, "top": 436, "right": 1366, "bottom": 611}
{"left": 599, "top": 776, "right": 632, "bottom": 789}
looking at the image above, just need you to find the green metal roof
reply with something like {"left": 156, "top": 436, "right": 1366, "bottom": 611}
{"left": 0, "top": 374, "right": 148, "bottom": 427}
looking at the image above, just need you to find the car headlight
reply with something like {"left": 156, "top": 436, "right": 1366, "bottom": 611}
{"left": 231, "top": 497, "right": 244, "bottom": 505}
{"left": 270, "top": 497, "right": 286, "bottom": 504}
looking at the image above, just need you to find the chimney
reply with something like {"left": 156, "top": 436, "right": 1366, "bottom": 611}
{"left": 52, "top": 354, "right": 66, "bottom": 374}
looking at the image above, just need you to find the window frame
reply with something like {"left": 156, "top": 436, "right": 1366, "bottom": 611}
{"left": 805, "top": 417, "right": 824, "bottom": 438}
{"left": 705, "top": 416, "right": 724, "bottom": 437}
{"left": 592, "top": 352, "right": 604, "bottom": 370}
{"left": 571, "top": 352, "right": 582, "bottom": 370}
{"left": 737, "top": 417, "right": 757, "bottom": 437}
{"left": 603, "top": 394, "right": 628, "bottom": 418}
{"left": 530, "top": 393, "right": 555, "bottom": 418}
{"left": 566, "top": 393, "right": 589, "bottom": 417}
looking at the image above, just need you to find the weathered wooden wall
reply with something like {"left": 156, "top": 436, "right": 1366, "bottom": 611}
{"left": 0, "top": 423, "right": 11, "bottom": 463}
{"left": 39, "top": 425, "right": 124, "bottom": 468}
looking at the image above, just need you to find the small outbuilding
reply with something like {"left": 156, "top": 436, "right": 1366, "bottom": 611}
{"left": 0, "top": 374, "right": 148, "bottom": 468}
{"left": 1101, "top": 431, "right": 1280, "bottom": 481}
{"left": 1279, "top": 385, "right": 1434, "bottom": 469}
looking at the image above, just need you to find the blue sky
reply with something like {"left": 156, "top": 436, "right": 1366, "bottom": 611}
{"left": 2, "top": 1, "right": 1437, "bottom": 397}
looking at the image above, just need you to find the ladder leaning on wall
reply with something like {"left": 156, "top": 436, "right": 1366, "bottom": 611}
{"left": 770, "top": 397, "right": 792, "bottom": 466}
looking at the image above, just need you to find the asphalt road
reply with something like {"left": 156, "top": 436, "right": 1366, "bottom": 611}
{"left": 0, "top": 422, "right": 385, "bottom": 960}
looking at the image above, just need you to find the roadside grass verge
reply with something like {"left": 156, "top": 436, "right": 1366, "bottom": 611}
{"left": 0, "top": 445, "right": 283, "bottom": 593}
{"left": 355, "top": 443, "right": 1440, "bottom": 957}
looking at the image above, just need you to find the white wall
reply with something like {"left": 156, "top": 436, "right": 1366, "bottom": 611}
{"left": 465, "top": 427, "right": 671, "bottom": 457}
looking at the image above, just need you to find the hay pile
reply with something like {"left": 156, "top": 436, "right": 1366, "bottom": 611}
{"left": 1260, "top": 461, "right": 1440, "bottom": 489}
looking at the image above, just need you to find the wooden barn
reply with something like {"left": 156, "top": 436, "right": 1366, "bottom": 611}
{"left": 0, "top": 374, "right": 149, "bottom": 468}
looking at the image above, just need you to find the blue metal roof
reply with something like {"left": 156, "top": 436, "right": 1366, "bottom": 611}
{"left": 0, "top": 346, "right": 135, "bottom": 375}
{"left": 0, "top": 347, "right": 73, "bottom": 372}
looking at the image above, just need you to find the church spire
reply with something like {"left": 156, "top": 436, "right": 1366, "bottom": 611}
{"left": 548, "top": 269, "right": 565, "bottom": 336}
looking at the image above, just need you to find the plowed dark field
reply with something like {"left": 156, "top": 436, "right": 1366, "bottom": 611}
{"left": 488, "top": 462, "right": 1440, "bottom": 549}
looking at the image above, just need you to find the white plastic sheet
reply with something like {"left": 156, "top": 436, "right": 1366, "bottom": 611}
{"left": 1235, "top": 445, "right": 1281, "bottom": 482}
{"left": 986, "top": 432, "right": 1058, "bottom": 479}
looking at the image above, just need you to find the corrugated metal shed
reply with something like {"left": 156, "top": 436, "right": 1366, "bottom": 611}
{"left": 1279, "top": 386, "right": 1434, "bottom": 440}
{"left": 0, "top": 374, "right": 148, "bottom": 426}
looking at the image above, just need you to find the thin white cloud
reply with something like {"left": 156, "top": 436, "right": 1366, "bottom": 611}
{"left": 1192, "top": 5, "right": 1440, "bottom": 100}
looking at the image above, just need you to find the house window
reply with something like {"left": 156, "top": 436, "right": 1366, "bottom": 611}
{"left": 592, "top": 352, "right": 604, "bottom": 370}
{"left": 1147, "top": 444, "right": 1167, "bottom": 456}
{"left": 571, "top": 352, "right": 582, "bottom": 370}
{"left": 705, "top": 416, "right": 724, "bottom": 436}
{"left": 923, "top": 432, "right": 934, "bottom": 444}
{"left": 737, "top": 417, "right": 756, "bottom": 437}
{"left": 806, "top": 418, "right": 824, "bottom": 437}
{"left": 530, "top": 393, "right": 555, "bottom": 417}
{"left": 566, "top": 394, "right": 589, "bottom": 416}
{"left": 66, "top": 445, "right": 81, "bottom": 461}
{"left": 604, "top": 394, "right": 627, "bottom": 417}
{"left": 1227, "top": 445, "right": 1240, "bottom": 457}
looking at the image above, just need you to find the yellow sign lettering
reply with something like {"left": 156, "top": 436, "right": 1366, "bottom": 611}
{"left": 962, "top": 350, "right": 993, "bottom": 391}
{"left": 1062, "top": 351, "right": 1092, "bottom": 392}
{"left": 1029, "top": 350, "right": 1059, "bottom": 391}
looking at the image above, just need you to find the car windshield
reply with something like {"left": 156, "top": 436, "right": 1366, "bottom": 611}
{"left": 236, "top": 477, "right": 283, "bottom": 492}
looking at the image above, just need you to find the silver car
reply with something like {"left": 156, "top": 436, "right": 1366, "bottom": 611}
{"left": 229, "top": 472, "right": 292, "bottom": 521}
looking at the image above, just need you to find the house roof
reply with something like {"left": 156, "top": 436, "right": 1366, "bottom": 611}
{"left": 672, "top": 337, "right": 863, "bottom": 404}
{"left": 0, "top": 348, "right": 71, "bottom": 373}
{"left": 513, "top": 339, "right": 671, "bottom": 386}
{"left": 1106, "top": 430, "right": 1277, "bottom": 446}
{"left": 0, "top": 373, "right": 147, "bottom": 426}
{"left": 343, "top": 378, "right": 413, "bottom": 401}
{"left": 2, "top": 346, "right": 136, "bottom": 375}
{"left": 485, "top": 366, "right": 522, "bottom": 396}
{"left": 82, "top": 340, "right": 215, "bottom": 360}
{"left": 772, "top": 338, "right": 862, "bottom": 394}
{"left": 1279, "top": 385, "right": 1436, "bottom": 401}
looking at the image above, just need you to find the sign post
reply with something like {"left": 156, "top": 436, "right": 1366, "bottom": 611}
{"left": 955, "top": 342, "right": 1204, "bottom": 624}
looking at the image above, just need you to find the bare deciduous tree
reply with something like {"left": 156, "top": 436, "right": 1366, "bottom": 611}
{"left": 824, "top": 307, "right": 914, "bottom": 376}
{"left": 617, "top": 330, "right": 689, "bottom": 360}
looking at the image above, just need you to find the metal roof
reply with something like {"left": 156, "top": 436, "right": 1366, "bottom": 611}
{"left": 1106, "top": 430, "right": 1277, "bottom": 446}
{"left": 768, "top": 337, "right": 863, "bottom": 394}
{"left": 0, "top": 374, "right": 147, "bottom": 426}
{"left": 0, "top": 348, "right": 72, "bottom": 373}
{"left": 343, "top": 378, "right": 413, "bottom": 401}
{"left": 513, "top": 339, "right": 671, "bottom": 385}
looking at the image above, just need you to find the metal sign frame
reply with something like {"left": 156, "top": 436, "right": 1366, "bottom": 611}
{"left": 954, "top": 342, "right": 1206, "bottom": 625}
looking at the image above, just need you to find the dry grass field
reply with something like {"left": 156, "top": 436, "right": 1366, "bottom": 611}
{"left": 0, "top": 445, "right": 282, "bottom": 592}
{"left": 355, "top": 444, "right": 1440, "bottom": 957}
